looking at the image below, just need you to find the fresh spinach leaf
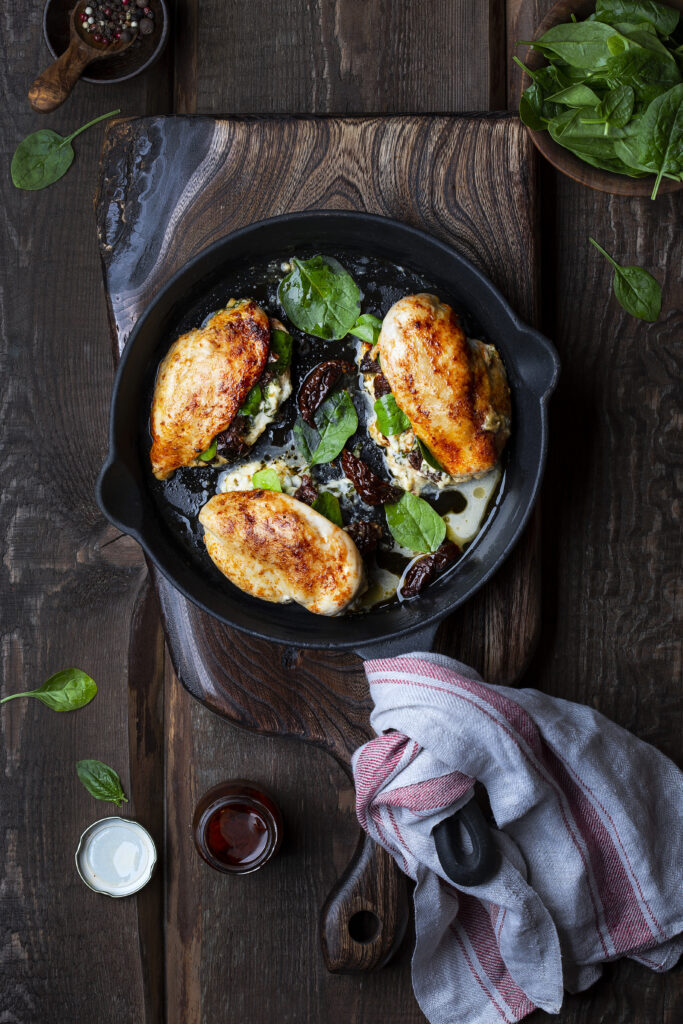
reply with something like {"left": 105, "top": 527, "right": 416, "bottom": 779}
{"left": 581, "top": 84, "right": 635, "bottom": 125}
{"left": 595, "top": 1, "right": 679, "bottom": 36}
{"left": 604, "top": 48, "right": 680, "bottom": 107}
{"left": 533, "top": 21, "right": 621, "bottom": 68}
{"left": 310, "top": 390, "right": 358, "bottom": 466}
{"left": 384, "top": 492, "right": 446, "bottom": 554}
{"left": 626, "top": 82, "right": 683, "bottom": 196}
{"left": 1, "top": 669, "right": 97, "bottom": 711}
{"left": 546, "top": 83, "right": 602, "bottom": 107}
{"left": 589, "top": 237, "right": 662, "bottom": 320}
{"left": 292, "top": 417, "right": 319, "bottom": 463}
{"left": 520, "top": 79, "right": 548, "bottom": 129}
{"left": 198, "top": 440, "right": 217, "bottom": 462}
{"left": 312, "top": 492, "right": 343, "bottom": 527}
{"left": 76, "top": 760, "right": 128, "bottom": 806}
{"left": 278, "top": 255, "right": 361, "bottom": 341}
{"left": 11, "top": 110, "right": 120, "bottom": 191}
{"left": 349, "top": 313, "right": 383, "bottom": 345}
{"left": 240, "top": 384, "right": 262, "bottom": 416}
{"left": 252, "top": 468, "right": 282, "bottom": 491}
{"left": 417, "top": 438, "right": 446, "bottom": 473}
{"left": 270, "top": 328, "right": 292, "bottom": 371}
{"left": 374, "top": 394, "right": 411, "bottom": 436}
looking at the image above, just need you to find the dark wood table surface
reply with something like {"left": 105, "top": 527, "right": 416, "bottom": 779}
{"left": 1, "top": 2, "right": 680, "bottom": 1022}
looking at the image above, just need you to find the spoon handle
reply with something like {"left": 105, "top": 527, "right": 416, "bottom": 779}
{"left": 29, "top": 37, "right": 92, "bottom": 113}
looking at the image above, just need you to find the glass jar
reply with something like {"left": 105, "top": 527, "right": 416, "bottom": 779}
{"left": 192, "top": 780, "right": 283, "bottom": 874}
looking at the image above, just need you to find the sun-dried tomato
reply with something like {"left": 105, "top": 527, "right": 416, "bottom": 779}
{"left": 215, "top": 416, "right": 250, "bottom": 460}
{"left": 340, "top": 449, "right": 402, "bottom": 506}
{"left": 345, "top": 520, "right": 383, "bottom": 556}
{"left": 373, "top": 373, "right": 392, "bottom": 399}
{"left": 293, "top": 474, "right": 318, "bottom": 506}
{"left": 407, "top": 447, "right": 423, "bottom": 470}
{"left": 359, "top": 351, "right": 381, "bottom": 374}
{"left": 298, "top": 360, "right": 354, "bottom": 425}
{"left": 400, "top": 541, "right": 461, "bottom": 598}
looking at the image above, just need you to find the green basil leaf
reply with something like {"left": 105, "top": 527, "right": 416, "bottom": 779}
{"left": 11, "top": 110, "right": 119, "bottom": 191}
{"left": 417, "top": 438, "right": 447, "bottom": 473}
{"left": 312, "top": 492, "right": 343, "bottom": 527}
{"left": 384, "top": 492, "right": 446, "bottom": 554}
{"left": 270, "top": 328, "right": 292, "bottom": 371}
{"left": 240, "top": 384, "right": 262, "bottom": 416}
{"left": 278, "top": 255, "right": 361, "bottom": 340}
{"left": 1, "top": 668, "right": 97, "bottom": 711}
{"left": 76, "top": 760, "right": 128, "bottom": 807}
{"left": 589, "top": 237, "right": 662, "bottom": 321}
{"left": 198, "top": 440, "right": 217, "bottom": 462}
{"left": 252, "top": 468, "right": 282, "bottom": 491}
{"left": 374, "top": 394, "right": 412, "bottom": 435}
{"left": 292, "top": 418, "right": 319, "bottom": 462}
{"left": 536, "top": 21, "right": 622, "bottom": 68}
{"left": 595, "top": 1, "right": 679, "bottom": 36}
{"left": 348, "top": 313, "right": 383, "bottom": 345}
{"left": 310, "top": 390, "right": 359, "bottom": 466}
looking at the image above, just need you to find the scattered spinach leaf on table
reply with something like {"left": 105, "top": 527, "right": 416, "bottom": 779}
{"left": 278, "top": 255, "right": 361, "bottom": 340}
{"left": 310, "top": 390, "right": 358, "bottom": 466}
{"left": 589, "top": 237, "right": 662, "bottom": 321}
{"left": 11, "top": 110, "right": 120, "bottom": 191}
{"left": 252, "top": 468, "right": 282, "bottom": 491}
{"left": 1, "top": 669, "right": 97, "bottom": 711}
{"left": 76, "top": 760, "right": 128, "bottom": 806}
{"left": 374, "top": 394, "right": 412, "bottom": 436}
{"left": 384, "top": 492, "right": 446, "bottom": 553}
{"left": 312, "top": 492, "right": 343, "bottom": 527}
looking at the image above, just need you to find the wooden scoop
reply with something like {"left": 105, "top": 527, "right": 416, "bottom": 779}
{"left": 29, "top": 4, "right": 137, "bottom": 113}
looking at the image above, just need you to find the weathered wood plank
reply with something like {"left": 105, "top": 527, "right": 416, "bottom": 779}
{"left": 0, "top": 3, "right": 172, "bottom": 1021}
{"left": 180, "top": 1, "right": 504, "bottom": 116}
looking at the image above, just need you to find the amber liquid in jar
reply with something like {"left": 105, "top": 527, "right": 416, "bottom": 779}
{"left": 193, "top": 781, "right": 282, "bottom": 874}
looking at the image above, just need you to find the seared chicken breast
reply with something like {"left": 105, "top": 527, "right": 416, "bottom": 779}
{"left": 150, "top": 299, "right": 270, "bottom": 480}
{"left": 377, "top": 294, "right": 511, "bottom": 480}
{"left": 199, "top": 491, "right": 365, "bottom": 615}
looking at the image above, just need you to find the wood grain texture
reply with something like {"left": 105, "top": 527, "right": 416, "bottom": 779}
{"left": 179, "top": 0, "right": 503, "bottom": 116}
{"left": 96, "top": 110, "right": 542, "bottom": 984}
{"left": 0, "top": 0, "right": 172, "bottom": 1017}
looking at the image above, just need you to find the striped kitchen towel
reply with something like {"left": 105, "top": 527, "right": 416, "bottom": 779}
{"left": 352, "top": 653, "right": 683, "bottom": 1024}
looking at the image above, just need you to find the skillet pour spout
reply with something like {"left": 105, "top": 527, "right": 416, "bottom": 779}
{"left": 97, "top": 211, "right": 559, "bottom": 652}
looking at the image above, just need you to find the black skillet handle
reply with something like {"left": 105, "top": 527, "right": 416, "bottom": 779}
{"left": 433, "top": 797, "right": 500, "bottom": 887}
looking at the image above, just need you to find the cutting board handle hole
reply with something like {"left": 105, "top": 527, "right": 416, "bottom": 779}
{"left": 348, "top": 910, "right": 380, "bottom": 944}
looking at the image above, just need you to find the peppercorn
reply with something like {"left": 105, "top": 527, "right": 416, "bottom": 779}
{"left": 138, "top": 18, "right": 154, "bottom": 34}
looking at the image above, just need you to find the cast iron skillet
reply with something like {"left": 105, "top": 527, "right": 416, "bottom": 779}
{"left": 97, "top": 211, "right": 559, "bottom": 884}
{"left": 98, "top": 211, "right": 559, "bottom": 656}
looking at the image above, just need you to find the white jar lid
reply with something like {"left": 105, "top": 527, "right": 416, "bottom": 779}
{"left": 75, "top": 817, "right": 157, "bottom": 897}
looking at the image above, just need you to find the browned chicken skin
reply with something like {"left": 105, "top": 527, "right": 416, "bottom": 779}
{"left": 199, "top": 491, "right": 365, "bottom": 616}
{"left": 377, "top": 294, "right": 511, "bottom": 480}
{"left": 149, "top": 299, "right": 270, "bottom": 480}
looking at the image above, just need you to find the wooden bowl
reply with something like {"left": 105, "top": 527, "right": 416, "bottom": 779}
{"left": 520, "top": 0, "right": 683, "bottom": 195}
{"left": 43, "top": 0, "right": 168, "bottom": 85}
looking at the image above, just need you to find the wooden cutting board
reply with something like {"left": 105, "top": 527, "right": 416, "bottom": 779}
{"left": 95, "top": 113, "right": 541, "bottom": 973}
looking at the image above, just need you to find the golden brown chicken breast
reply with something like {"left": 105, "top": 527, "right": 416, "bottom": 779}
{"left": 149, "top": 299, "right": 270, "bottom": 480}
{"left": 199, "top": 491, "right": 365, "bottom": 616}
{"left": 377, "top": 294, "right": 510, "bottom": 481}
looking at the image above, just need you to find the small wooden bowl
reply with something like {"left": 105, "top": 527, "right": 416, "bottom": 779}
{"left": 520, "top": 0, "right": 683, "bottom": 195}
{"left": 43, "top": 0, "right": 168, "bottom": 85}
